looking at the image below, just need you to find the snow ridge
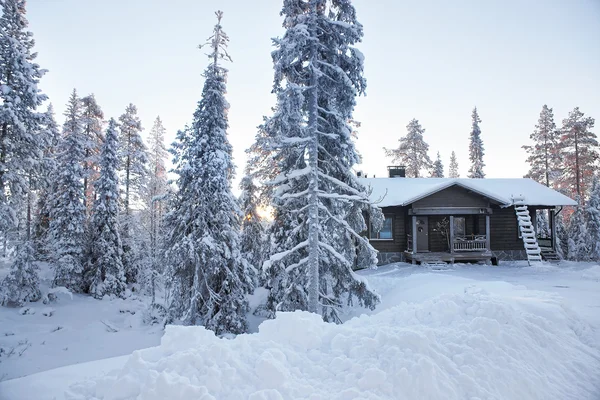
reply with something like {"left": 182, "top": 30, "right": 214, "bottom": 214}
{"left": 67, "top": 287, "right": 600, "bottom": 400}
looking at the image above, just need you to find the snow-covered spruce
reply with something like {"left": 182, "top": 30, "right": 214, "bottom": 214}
{"left": 80, "top": 94, "right": 105, "bottom": 215}
{"left": 523, "top": 104, "right": 560, "bottom": 188}
{"left": 384, "top": 118, "right": 432, "bottom": 178}
{"left": 558, "top": 107, "right": 597, "bottom": 199}
{"left": 254, "top": 0, "right": 382, "bottom": 322}
{"left": 555, "top": 212, "right": 569, "bottom": 260}
{"left": 48, "top": 90, "right": 87, "bottom": 292}
{"left": 0, "top": 0, "right": 47, "bottom": 236}
{"left": 467, "top": 107, "right": 485, "bottom": 178}
{"left": 567, "top": 196, "right": 589, "bottom": 262}
{"left": 164, "top": 11, "right": 253, "bottom": 335}
{"left": 118, "top": 103, "right": 148, "bottom": 284}
{"left": 430, "top": 151, "right": 444, "bottom": 178}
{"left": 86, "top": 119, "right": 127, "bottom": 299}
{"left": 586, "top": 176, "right": 600, "bottom": 261}
{"left": 144, "top": 116, "right": 170, "bottom": 303}
{"left": 33, "top": 105, "right": 61, "bottom": 259}
{"left": 448, "top": 150, "right": 459, "bottom": 178}
{"left": 239, "top": 175, "right": 266, "bottom": 284}
{"left": 1, "top": 241, "right": 41, "bottom": 306}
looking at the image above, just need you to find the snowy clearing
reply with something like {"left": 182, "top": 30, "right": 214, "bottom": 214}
{"left": 1, "top": 261, "right": 600, "bottom": 400}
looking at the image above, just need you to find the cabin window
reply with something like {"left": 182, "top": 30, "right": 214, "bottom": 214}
{"left": 370, "top": 215, "right": 393, "bottom": 240}
{"left": 454, "top": 217, "right": 466, "bottom": 236}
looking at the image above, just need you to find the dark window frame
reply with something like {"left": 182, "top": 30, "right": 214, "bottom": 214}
{"left": 369, "top": 215, "right": 394, "bottom": 241}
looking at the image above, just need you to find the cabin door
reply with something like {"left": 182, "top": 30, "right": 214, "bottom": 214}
{"left": 416, "top": 217, "right": 429, "bottom": 252}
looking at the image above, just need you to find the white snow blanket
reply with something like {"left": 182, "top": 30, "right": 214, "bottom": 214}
{"left": 64, "top": 280, "right": 599, "bottom": 400}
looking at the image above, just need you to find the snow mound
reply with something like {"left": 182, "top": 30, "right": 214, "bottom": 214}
{"left": 582, "top": 265, "right": 600, "bottom": 281}
{"left": 66, "top": 289, "right": 600, "bottom": 400}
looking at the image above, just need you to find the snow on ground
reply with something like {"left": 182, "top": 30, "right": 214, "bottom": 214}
{"left": 1, "top": 261, "right": 600, "bottom": 400}
{"left": 0, "top": 262, "right": 164, "bottom": 381}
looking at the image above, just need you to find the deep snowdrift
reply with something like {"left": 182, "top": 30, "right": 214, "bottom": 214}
{"left": 66, "top": 284, "right": 600, "bottom": 400}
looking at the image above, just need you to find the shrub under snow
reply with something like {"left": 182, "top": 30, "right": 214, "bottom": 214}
{"left": 67, "top": 287, "right": 599, "bottom": 400}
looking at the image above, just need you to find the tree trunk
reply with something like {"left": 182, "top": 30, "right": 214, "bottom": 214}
{"left": 574, "top": 128, "right": 580, "bottom": 198}
{"left": 307, "top": 0, "right": 320, "bottom": 315}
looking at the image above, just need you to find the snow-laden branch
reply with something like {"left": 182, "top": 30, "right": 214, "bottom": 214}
{"left": 280, "top": 188, "right": 310, "bottom": 200}
{"left": 318, "top": 241, "right": 352, "bottom": 268}
{"left": 285, "top": 257, "right": 309, "bottom": 273}
{"left": 317, "top": 172, "right": 368, "bottom": 198}
{"left": 318, "top": 204, "right": 369, "bottom": 245}
{"left": 317, "top": 192, "right": 371, "bottom": 203}
{"left": 268, "top": 240, "right": 309, "bottom": 264}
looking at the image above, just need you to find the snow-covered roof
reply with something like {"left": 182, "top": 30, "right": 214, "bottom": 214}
{"left": 360, "top": 177, "right": 577, "bottom": 208}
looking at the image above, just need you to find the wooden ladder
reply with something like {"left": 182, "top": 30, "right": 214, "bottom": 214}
{"left": 512, "top": 196, "right": 542, "bottom": 265}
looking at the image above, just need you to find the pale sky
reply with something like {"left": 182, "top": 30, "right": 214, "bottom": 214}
{"left": 27, "top": 0, "right": 600, "bottom": 187}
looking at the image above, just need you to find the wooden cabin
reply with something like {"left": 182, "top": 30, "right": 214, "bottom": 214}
{"left": 361, "top": 167, "right": 576, "bottom": 265}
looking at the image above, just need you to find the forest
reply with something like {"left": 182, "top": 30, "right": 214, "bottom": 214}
{"left": 1, "top": 0, "right": 599, "bottom": 339}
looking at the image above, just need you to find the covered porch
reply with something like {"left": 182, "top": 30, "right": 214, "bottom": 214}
{"left": 405, "top": 207, "right": 493, "bottom": 265}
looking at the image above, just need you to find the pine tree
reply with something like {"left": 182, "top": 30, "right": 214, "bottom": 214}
{"left": 555, "top": 213, "right": 568, "bottom": 260}
{"left": 559, "top": 107, "right": 597, "bottom": 200}
{"left": 33, "top": 105, "right": 60, "bottom": 258}
{"left": 48, "top": 90, "right": 87, "bottom": 292}
{"left": 145, "top": 116, "right": 169, "bottom": 303}
{"left": 384, "top": 119, "right": 432, "bottom": 178}
{"left": 430, "top": 152, "right": 444, "bottom": 178}
{"left": 1, "top": 241, "right": 40, "bottom": 306}
{"left": 567, "top": 196, "right": 589, "bottom": 261}
{"left": 87, "top": 119, "right": 126, "bottom": 298}
{"left": 0, "top": 0, "right": 47, "bottom": 238}
{"left": 118, "top": 103, "right": 147, "bottom": 283}
{"left": 523, "top": 105, "right": 560, "bottom": 187}
{"left": 468, "top": 107, "right": 485, "bottom": 178}
{"left": 585, "top": 175, "right": 600, "bottom": 261}
{"left": 164, "top": 11, "right": 253, "bottom": 334}
{"left": 239, "top": 175, "right": 265, "bottom": 283}
{"left": 80, "top": 94, "right": 105, "bottom": 214}
{"left": 448, "top": 151, "right": 459, "bottom": 178}
{"left": 254, "top": 0, "right": 381, "bottom": 322}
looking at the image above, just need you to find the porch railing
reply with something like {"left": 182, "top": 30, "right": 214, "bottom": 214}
{"left": 453, "top": 235, "right": 487, "bottom": 252}
{"left": 407, "top": 234, "right": 413, "bottom": 251}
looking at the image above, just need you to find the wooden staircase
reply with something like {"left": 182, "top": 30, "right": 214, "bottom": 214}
{"left": 540, "top": 248, "right": 560, "bottom": 263}
{"left": 512, "top": 197, "right": 542, "bottom": 265}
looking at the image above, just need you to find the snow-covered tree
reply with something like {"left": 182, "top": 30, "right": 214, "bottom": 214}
{"left": 430, "top": 152, "right": 444, "bottom": 178}
{"left": 145, "top": 116, "right": 170, "bottom": 303}
{"left": 239, "top": 175, "right": 266, "bottom": 283}
{"left": 164, "top": 11, "right": 253, "bottom": 334}
{"left": 467, "top": 107, "right": 485, "bottom": 179}
{"left": 118, "top": 103, "right": 147, "bottom": 283}
{"left": 535, "top": 209, "right": 551, "bottom": 238}
{"left": 33, "top": 105, "right": 60, "bottom": 258}
{"left": 567, "top": 196, "right": 589, "bottom": 261}
{"left": 384, "top": 119, "right": 432, "bottom": 178}
{"left": 448, "top": 151, "right": 459, "bottom": 178}
{"left": 555, "top": 212, "right": 568, "bottom": 259}
{"left": 254, "top": 0, "right": 381, "bottom": 322}
{"left": 558, "top": 107, "right": 597, "bottom": 199}
{"left": 585, "top": 175, "right": 600, "bottom": 261}
{"left": 80, "top": 94, "right": 105, "bottom": 214}
{"left": 523, "top": 105, "right": 560, "bottom": 187}
{"left": 0, "top": 0, "right": 47, "bottom": 239}
{"left": 87, "top": 119, "right": 126, "bottom": 298}
{"left": 0, "top": 241, "right": 40, "bottom": 306}
{"left": 48, "top": 90, "right": 87, "bottom": 292}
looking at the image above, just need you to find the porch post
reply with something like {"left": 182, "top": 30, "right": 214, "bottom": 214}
{"left": 412, "top": 215, "right": 417, "bottom": 254}
{"left": 551, "top": 208, "right": 557, "bottom": 250}
{"left": 485, "top": 214, "right": 491, "bottom": 252}
{"left": 449, "top": 215, "right": 455, "bottom": 254}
